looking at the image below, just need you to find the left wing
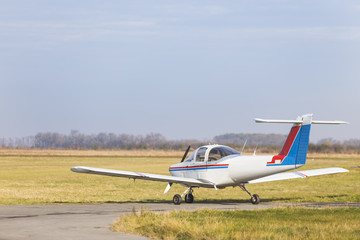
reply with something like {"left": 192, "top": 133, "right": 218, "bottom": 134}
{"left": 71, "top": 166, "right": 214, "bottom": 188}
{"left": 247, "top": 167, "right": 349, "bottom": 184}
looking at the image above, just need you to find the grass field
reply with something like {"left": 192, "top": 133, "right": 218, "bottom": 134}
{"left": 111, "top": 208, "right": 360, "bottom": 240}
{"left": 0, "top": 149, "right": 359, "bottom": 205}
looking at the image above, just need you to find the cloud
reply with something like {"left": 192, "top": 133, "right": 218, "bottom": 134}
{"left": 159, "top": 4, "right": 229, "bottom": 16}
{"left": 243, "top": 27, "right": 360, "bottom": 41}
{"left": 0, "top": 20, "right": 156, "bottom": 31}
{"left": 1, "top": 17, "right": 359, "bottom": 51}
{"left": 0, "top": 20, "right": 157, "bottom": 48}
{"left": 169, "top": 26, "right": 360, "bottom": 42}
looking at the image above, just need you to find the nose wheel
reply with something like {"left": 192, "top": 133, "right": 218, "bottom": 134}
{"left": 185, "top": 192, "right": 194, "bottom": 203}
{"left": 240, "top": 184, "right": 260, "bottom": 204}
{"left": 173, "top": 188, "right": 194, "bottom": 205}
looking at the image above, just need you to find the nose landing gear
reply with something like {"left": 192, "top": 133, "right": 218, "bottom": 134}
{"left": 240, "top": 184, "right": 260, "bottom": 204}
{"left": 172, "top": 187, "right": 194, "bottom": 205}
{"left": 185, "top": 190, "right": 194, "bottom": 203}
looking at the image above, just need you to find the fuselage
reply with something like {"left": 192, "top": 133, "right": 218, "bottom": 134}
{"left": 169, "top": 145, "right": 302, "bottom": 188}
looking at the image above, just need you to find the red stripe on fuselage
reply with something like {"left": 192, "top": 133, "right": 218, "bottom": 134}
{"left": 169, "top": 164, "right": 229, "bottom": 170}
{"left": 267, "top": 125, "right": 300, "bottom": 164}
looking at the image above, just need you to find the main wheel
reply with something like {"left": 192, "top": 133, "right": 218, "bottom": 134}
{"left": 173, "top": 194, "right": 182, "bottom": 205}
{"left": 251, "top": 194, "right": 260, "bottom": 204}
{"left": 185, "top": 193, "right": 194, "bottom": 203}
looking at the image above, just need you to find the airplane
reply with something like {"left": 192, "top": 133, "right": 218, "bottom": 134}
{"left": 71, "top": 114, "right": 349, "bottom": 205}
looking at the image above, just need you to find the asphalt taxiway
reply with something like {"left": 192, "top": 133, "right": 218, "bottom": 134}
{"left": 1, "top": 202, "right": 359, "bottom": 240}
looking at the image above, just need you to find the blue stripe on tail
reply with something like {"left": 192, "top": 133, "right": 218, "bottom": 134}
{"left": 295, "top": 124, "right": 311, "bottom": 166}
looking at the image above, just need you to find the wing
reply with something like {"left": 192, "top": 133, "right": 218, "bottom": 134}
{"left": 247, "top": 167, "right": 349, "bottom": 184}
{"left": 71, "top": 166, "right": 214, "bottom": 188}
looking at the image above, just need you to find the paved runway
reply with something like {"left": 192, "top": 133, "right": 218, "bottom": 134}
{"left": 1, "top": 202, "right": 359, "bottom": 240}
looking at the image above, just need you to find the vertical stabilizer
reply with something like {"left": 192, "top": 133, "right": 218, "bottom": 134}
{"left": 255, "top": 114, "right": 346, "bottom": 168}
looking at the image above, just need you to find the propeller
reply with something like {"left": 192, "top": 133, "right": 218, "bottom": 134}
{"left": 164, "top": 145, "right": 190, "bottom": 195}
{"left": 180, "top": 145, "right": 191, "bottom": 162}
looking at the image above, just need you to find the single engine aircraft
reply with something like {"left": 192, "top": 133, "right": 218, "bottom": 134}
{"left": 71, "top": 114, "right": 349, "bottom": 205}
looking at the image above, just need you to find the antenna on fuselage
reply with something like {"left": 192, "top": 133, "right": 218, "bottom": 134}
{"left": 241, "top": 139, "right": 247, "bottom": 154}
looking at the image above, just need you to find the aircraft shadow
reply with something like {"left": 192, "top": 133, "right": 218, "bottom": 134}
{"left": 53, "top": 197, "right": 301, "bottom": 205}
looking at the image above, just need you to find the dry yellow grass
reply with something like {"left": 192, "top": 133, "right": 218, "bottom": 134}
{"left": 307, "top": 153, "right": 360, "bottom": 159}
{"left": 112, "top": 208, "right": 360, "bottom": 240}
{"left": 0, "top": 149, "right": 359, "bottom": 205}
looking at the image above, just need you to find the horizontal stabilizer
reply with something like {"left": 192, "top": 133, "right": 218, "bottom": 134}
{"left": 255, "top": 118, "right": 303, "bottom": 124}
{"left": 247, "top": 167, "right": 349, "bottom": 184}
{"left": 255, "top": 115, "right": 348, "bottom": 125}
{"left": 311, "top": 120, "right": 348, "bottom": 124}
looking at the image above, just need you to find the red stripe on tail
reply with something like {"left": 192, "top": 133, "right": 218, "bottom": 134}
{"left": 267, "top": 125, "right": 300, "bottom": 164}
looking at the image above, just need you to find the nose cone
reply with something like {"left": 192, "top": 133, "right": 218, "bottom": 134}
{"left": 169, "top": 162, "right": 182, "bottom": 176}
{"left": 169, "top": 163, "right": 179, "bottom": 171}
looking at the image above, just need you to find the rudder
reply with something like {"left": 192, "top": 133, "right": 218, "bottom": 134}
{"left": 295, "top": 124, "right": 311, "bottom": 167}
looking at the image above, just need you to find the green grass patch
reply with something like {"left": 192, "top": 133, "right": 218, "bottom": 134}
{"left": 0, "top": 153, "right": 359, "bottom": 205}
{"left": 112, "top": 207, "right": 360, "bottom": 240}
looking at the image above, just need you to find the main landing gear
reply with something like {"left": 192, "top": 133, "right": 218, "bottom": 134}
{"left": 173, "top": 185, "right": 260, "bottom": 205}
{"left": 173, "top": 188, "right": 194, "bottom": 205}
{"left": 240, "top": 184, "right": 260, "bottom": 204}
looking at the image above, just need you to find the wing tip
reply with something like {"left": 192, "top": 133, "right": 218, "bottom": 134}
{"left": 71, "top": 166, "right": 89, "bottom": 173}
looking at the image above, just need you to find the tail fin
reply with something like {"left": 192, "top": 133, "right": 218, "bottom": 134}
{"left": 255, "top": 114, "right": 347, "bottom": 168}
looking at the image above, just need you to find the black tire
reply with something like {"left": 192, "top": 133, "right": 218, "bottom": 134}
{"left": 173, "top": 194, "right": 182, "bottom": 205}
{"left": 251, "top": 194, "right": 260, "bottom": 205}
{"left": 185, "top": 193, "right": 194, "bottom": 203}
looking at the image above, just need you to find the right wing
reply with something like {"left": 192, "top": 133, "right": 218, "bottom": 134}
{"left": 247, "top": 167, "right": 349, "bottom": 184}
{"left": 71, "top": 166, "right": 214, "bottom": 188}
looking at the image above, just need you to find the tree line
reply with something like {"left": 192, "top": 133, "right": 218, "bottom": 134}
{"left": 0, "top": 131, "right": 359, "bottom": 153}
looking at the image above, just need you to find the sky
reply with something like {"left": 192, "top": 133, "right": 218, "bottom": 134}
{"left": 0, "top": 0, "right": 359, "bottom": 142}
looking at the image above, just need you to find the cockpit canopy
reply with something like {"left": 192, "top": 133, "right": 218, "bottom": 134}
{"left": 185, "top": 145, "right": 241, "bottom": 163}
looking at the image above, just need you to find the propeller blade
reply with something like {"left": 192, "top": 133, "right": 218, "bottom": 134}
{"left": 180, "top": 145, "right": 191, "bottom": 163}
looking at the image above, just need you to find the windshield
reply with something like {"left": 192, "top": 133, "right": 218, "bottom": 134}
{"left": 208, "top": 146, "right": 241, "bottom": 161}
{"left": 185, "top": 151, "right": 195, "bottom": 162}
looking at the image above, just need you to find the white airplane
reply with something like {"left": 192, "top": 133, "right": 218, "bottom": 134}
{"left": 71, "top": 114, "right": 349, "bottom": 205}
